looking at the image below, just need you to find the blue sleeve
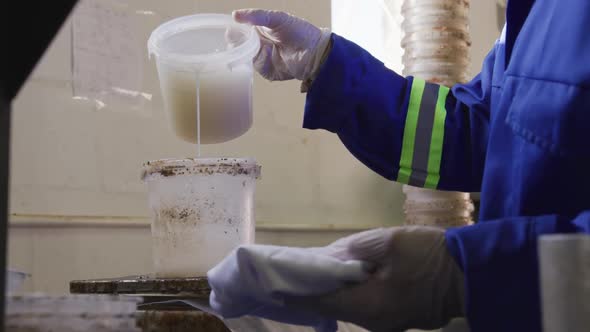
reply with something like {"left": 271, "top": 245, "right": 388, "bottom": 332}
{"left": 304, "top": 34, "right": 494, "bottom": 192}
{"left": 445, "top": 213, "right": 590, "bottom": 332}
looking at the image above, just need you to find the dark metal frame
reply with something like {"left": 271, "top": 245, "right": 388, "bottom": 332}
{"left": 0, "top": 94, "right": 10, "bottom": 332}
{"left": 1, "top": 2, "right": 80, "bottom": 330}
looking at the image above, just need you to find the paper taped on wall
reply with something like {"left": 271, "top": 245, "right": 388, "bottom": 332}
{"left": 72, "top": 0, "right": 149, "bottom": 110}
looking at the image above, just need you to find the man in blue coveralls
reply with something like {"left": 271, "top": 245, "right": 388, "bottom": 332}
{"left": 221, "top": 1, "right": 590, "bottom": 331}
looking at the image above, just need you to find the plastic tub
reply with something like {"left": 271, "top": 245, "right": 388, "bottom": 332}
{"left": 6, "top": 269, "right": 30, "bottom": 294}
{"left": 148, "top": 14, "right": 260, "bottom": 144}
{"left": 6, "top": 294, "right": 141, "bottom": 332}
{"left": 142, "top": 158, "right": 261, "bottom": 277}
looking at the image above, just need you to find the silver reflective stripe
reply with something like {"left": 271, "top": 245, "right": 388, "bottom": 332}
{"left": 408, "top": 82, "right": 439, "bottom": 187}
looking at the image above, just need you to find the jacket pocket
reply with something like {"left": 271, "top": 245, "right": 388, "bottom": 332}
{"left": 503, "top": 75, "right": 590, "bottom": 158}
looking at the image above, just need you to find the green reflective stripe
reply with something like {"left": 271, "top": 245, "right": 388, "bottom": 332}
{"left": 424, "top": 86, "right": 450, "bottom": 189}
{"left": 397, "top": 78, "right": 425, "bottom": 184}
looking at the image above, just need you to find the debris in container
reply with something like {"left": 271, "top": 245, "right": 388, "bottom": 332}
{"left": 143, "top": 158, "right": 261, "bottom": 277}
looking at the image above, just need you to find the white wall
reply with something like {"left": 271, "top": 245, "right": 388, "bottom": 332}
{"left": 468, "top": 1, "right": 502, "bottom": 77}
{"left": 333, "top": 0, "right": 404, "bottom": 72}
{"left": 8, "top": 0, "right": 500, "bottom": 295}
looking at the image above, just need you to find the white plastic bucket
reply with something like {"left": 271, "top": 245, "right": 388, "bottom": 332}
{"left": 148, "top": 14, "right": 260, "bottom": 144}
{"left": 142, "top": 158, "right": 261, "bottom": 277}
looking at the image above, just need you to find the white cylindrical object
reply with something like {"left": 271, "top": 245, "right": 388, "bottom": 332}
{"left": 403, "top": 185, "right": 470, "bottom": 201}
{"left": 539, "top": 234, "right": 590, "bottom": 332}
{"left": 148, "top": 14, "right": 260, "bottom": 144}
{"left": 401, "top": 0, "right": 471, "bottom": 86}
{"left": 401, "top": 1, "right": 473, "bottom": 330}
{"left": 142, "top": 158, "right": 261, "bottom": 277}
{"left": 6, "top": 294, "right": 141, "bottom": 332}
{"left": 403, "top": 186, "right": 473, "bottom": 228}
{"left": 401, "top": 0, "right": 473, "bottom": 230}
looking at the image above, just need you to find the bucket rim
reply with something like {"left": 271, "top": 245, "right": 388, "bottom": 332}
{"left": 147, "top": 13, "right": 260, "bottom": 71}
{"left": 142, "top": 157, "right": 261, "bottom": 180}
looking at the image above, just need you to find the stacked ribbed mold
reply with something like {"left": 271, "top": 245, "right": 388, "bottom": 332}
{"left": 401, "top": 0, "right": 474, "bottom": 228}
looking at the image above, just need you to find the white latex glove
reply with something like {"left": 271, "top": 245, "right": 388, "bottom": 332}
{"left": 206, "top": 244, "right": 370, "bottom": 332}
{"left": 286, "top": 226, "right": 466, "bottom": 332}
{"left": 233, "top": 9, "right": 332, "bottom": 82}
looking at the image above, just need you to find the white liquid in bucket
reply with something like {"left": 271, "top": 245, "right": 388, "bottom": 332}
{"left": 157, "top": 64, "right": 254, "bottom": 145}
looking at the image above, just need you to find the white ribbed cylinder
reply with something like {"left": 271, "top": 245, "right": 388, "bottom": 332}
{"left": 402, "top": 0, "right": 471, "bottom": 86}
{"left": 401, "top": 0, "right": 473, "bottom": 227}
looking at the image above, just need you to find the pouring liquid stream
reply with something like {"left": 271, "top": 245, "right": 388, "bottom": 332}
{"left": 196, "top": 73, "right": 201, "bottom": 157}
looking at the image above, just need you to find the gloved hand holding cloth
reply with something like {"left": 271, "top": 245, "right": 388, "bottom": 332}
{"left": 207, "top": 242, "right": 370, "bottom": 332}
{"left": 208, "top": 226, "right": 465, "bottom": 332}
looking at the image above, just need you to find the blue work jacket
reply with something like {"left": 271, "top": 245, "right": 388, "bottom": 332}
{"left": 303, "top": 1, "right": 590, "bottom": 331}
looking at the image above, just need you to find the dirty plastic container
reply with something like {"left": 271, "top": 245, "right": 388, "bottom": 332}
{"left": 6, "top": 294, "right": 141, "bottom": 332}
{"left": 148, "top": 14, "right": 260, "bottom": 144}
{"left": 142, "top": 158, "right": 261, "bottom": 277}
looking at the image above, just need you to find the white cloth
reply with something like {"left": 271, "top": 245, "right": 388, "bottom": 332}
{"left": 206, "top": 244, "right": 370, "bottom": 332}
